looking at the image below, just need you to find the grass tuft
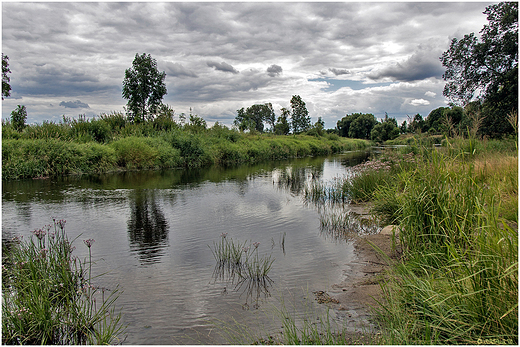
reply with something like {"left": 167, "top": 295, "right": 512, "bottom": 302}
{"left": 2, "top": 219, "right": 124, "bottom": 344}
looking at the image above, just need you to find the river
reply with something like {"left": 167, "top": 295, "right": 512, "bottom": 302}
{"left": 2, "top": 151, "right": 371, "bottom": 344}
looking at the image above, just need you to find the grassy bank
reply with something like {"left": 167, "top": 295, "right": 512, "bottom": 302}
{"left": 280, "top": 137, "right": 517, "bottom": 344}
{"left": 2, "top": 219, "right": 124, "bottom": 344}
{"left": 352, "top": 139, "right": 518, "bottom": 344}
{"left": 2, "top": 116, "right": 369, "bottom": 179}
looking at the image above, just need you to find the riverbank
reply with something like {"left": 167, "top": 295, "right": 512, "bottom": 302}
{"left": 2, "top": 119, "right": 370, "bottom": 179}
{"left": 312, "top": 205, "right": 402, "bottom": 344}
{"left": 304, "top": 138, "right": 517, "bottom": 344}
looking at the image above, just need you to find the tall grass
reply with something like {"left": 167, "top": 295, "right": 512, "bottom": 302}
{"left": 2, "top": 219, "right": 124, "bottom": 344}
{"left": 369, "top": 139, "right": 518, "bottom": 344}
{"left": 3, "top": 116, "right": 370, "bottom": 179}
{"left": 375, "top": 215, "right": 517, "bottom": 344}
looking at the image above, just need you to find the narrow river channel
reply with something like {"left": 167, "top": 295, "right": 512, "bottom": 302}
{"left": 2, "top": 151, "right": 372, "bottom": 344}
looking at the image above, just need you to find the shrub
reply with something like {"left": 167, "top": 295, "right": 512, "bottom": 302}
{"left": 2, "top": 139, "right": 83, "bottom": 179}
{"left": 77, "top": 142, "right": 118, "bottom": 173}
{"left": 110, "top": 137, "right": 159, "bottom": 169}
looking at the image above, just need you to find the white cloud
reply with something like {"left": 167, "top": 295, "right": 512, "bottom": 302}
{"left": 425, "top": 91, "right": 437, "bottom": 98}
{"left": 409, "top": 99, "right": 431, "bottom": 106}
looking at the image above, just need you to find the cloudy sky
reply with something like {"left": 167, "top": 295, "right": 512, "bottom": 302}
{"left": 2, "top": 1, "right": 493, "bottom": 128}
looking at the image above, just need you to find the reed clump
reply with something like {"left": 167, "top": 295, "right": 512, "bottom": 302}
{"left": 295, "top": 138, "right": 517, "bottom": 344}
{"left": 2, "top": 219, "right": 124, "bottom": 344}
{"left": 210, "top": 234, "right": 274, "bottom": 302}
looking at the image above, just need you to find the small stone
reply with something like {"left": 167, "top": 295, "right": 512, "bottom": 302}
{"left": 380, "top": 225, "right": 399, "bottom": 235}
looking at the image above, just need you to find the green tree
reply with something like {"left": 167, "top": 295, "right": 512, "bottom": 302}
{"left": 233, "top": 103, "right": 274, "bottom": 133}
{"left": 371, "top": 116, "right": 399, "bottom": 143}
{"left": 400, "top": 120, "right": 408, "bottom": 134}
{"left": 409, "top": 114, "right": 426, "bottom": 133}
{"left": 337, "top": 113, "right": 358, "bottom": 137}
{"left": 234, "top": 107, "right": 253, "bottom": 132}
{"left": 441, "top": 2, "right": 517, "bottom": 136}
{"left": 264, "top": 103, "right": 276, "bottom": 132}
{"left": 290, "top": 95, "right": 311, "bottom": 133}
{"left": 185, "top": 114, "right": 207, "bottom": 133}
{"left": 2, "top": 53, "right": 11, "bottom": 100}
{"left": 10, "top": 105, "right": 27, "bottom": 132}
{"left": 274, "top": 107, "right": 291, "bottom": 135}
{"left": 307, "top": 117, "right": 325, "bottom": 137}
{"left": 122, "top": 53, "right": 167, "bottom": 123}
{"left": 246, "top": 104, "right": 268, "bottom": 133}
{"left": 337, "top": 113, "right": 377, "bottom": 139}
{"left": 426, "top": 107, "right": 448, "bottom": 134}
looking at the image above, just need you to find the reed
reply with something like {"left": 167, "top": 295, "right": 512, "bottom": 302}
{"left": 319, "top": 208, "right": 380, "bottom": 242}
{"left": 214, "top": 293, "right": 376, "bottom": 345}
{"left": 2, "top": 219, "right": 124, "bottom": 344}
{"left": 210, "top": 234, "right": 274, "bottom": 302}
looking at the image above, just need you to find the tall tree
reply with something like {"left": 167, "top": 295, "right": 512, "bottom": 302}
{"left": 233, "top": 103, "right": 276, "bottom": 133}
{"left": 426, "top": 107, "right": 448, "bottom": 134}
{"left": 337, "top": 113, "right": 377, "bottom": 139}
{"left": 10, "top": 105, "right": 27, "bottom": 132}
{"left": 264, "top": 102, "right": 276, "bottom": 131}
{"left": 2, "top": 54, "right": 11, "bottom": 100}
{"left": 290, "top": 95, "right": 311, "bottom": 133}
{"left": 348, "top": 113, "right": 377, "bottom": 139}
{"left": 409, "top": 114, "right": 426, "bottom": 133}
{"left": 122, "top": 53, "right": 167, "bottom": 123}
{"left": 441, "top": 2, "right": 517, "bottom": 136}
{"left": 234, "top": 107, "right": 253, "bottom": 132}
{"left": 274, "top": 107, "right": 291, "bottom": 135}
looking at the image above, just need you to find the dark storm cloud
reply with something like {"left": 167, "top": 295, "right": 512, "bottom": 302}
{"left": 2, "top": 1, "right": 493, "bottom": 126}
{"left": 59, "top": 100, "right": 90, "bottom": 109}
{"left": 207, "top": 61, "right": 239, "bottom": 74}
{"left": 266, "top": 65, "right": 282, "bottom": 77}
{"left": 13, "top": 63, "right": 116, "bottom": 98}
{"left": 329, "top": 68, "right": 350, "bottom": 76}
{"left": 367, "top": 47, "right": 445, "bottom": 82}
{"left": 164, "top": 62, "right": 198, "bottom": 78}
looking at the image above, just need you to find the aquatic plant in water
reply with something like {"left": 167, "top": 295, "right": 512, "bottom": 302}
{"left": 1, "top": 218, "right": 124, "bottom": 344}
{"left": 210, "top": 234, "right": 274, "bottom": 304}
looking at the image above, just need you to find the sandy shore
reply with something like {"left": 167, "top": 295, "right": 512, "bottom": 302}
{"left": 312, "top": 203, "right": 403, "bottom": 343}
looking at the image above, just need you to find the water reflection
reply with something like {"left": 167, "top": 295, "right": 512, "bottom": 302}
{"left": 127, "top": 189, "right": 170, "bottom": 264}
{"left": 319, "top": 207, "right": 381, "bottom": 243}
{"left": 2, "top": 151, "right": 376, "bottom": 344}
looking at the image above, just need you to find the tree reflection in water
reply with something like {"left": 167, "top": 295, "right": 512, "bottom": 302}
{"left": 127, "top": 189, "right": 169, "bottom": 264}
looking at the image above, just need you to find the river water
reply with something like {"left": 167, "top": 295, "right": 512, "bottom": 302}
{"left": 2, "top": 151, "right": 371, "bottom": 344}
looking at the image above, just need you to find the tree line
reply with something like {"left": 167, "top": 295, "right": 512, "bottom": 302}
{"left": 232, "top": 95, "right": 321, "bottom": 135}
{"left": 2, "top": 2, "right": 516, "bottom": 140}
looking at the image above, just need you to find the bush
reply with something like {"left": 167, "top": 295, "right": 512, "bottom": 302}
{"left": 162, "top": 130, "right": 209, "bottom": 167}
{"left": 2, "top": 139, "right": 83, "bottom": 179}
{"left": 77, "top": 142, "right": 117, "bottom": 173}
{"left": 110, "top": 137, "right": 159, "bottom": 169}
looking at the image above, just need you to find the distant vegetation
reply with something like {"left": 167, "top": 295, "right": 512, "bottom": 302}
{"left": 1, "top": 112, "right": 369, "bottom": 180}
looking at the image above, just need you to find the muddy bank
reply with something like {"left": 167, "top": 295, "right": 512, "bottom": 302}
{"left": 313, "top": 204, "right": 402, "bottom": 343}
